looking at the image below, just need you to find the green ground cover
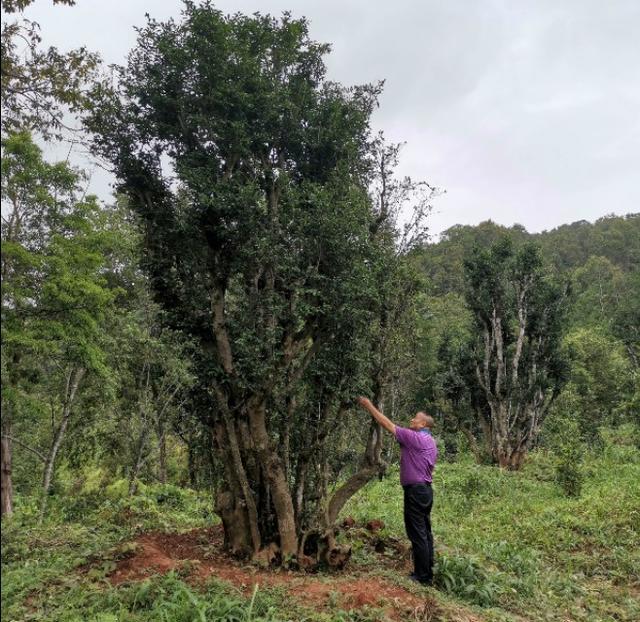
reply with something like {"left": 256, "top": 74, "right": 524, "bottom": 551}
{"left": 345, "top": 432, "right": 640, "bottom": 621}
{"left": 2, "top": 430, "right": 638, "bottom": 622}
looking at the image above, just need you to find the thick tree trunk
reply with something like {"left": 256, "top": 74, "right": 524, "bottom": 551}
{"left": 216, "top": 486, "right": 254, "bottom": 555}
{"left": 488, "top": 402, "right": 528, "bottom": 470}
{"left": 248, "top": 401, "right": 297, "bottom": 560}
{"left": 473, "top": 275, "right": 566, "bottom": 471}
{"left": 325, "top": 417, "right": 385, "bottom": 526}
{"left": 212, "top": 414, "right": 261, "bottom": 557}
{"left": 1, "top": 423, "right": 13, "bottom": 517}
{"left": 294, "top": 466, "right": 306, "bottom": 528}
{"left": 293, "top": 410, "right": 385, "bottom": 569}
{"left": 208, "top": 276, "right": 364, "bottom": 566}
{"left": 41, "top": 416, "right": 69, "bottom": 506}
{"left": 495, "top": 447, "right": 527, "bottom": 470}
{"left": 325, "top": 461, "right": 381, "bottom": 526}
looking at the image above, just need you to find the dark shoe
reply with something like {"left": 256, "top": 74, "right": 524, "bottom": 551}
{"left": 408, "top": 574, "right": 432, "bottom": 586}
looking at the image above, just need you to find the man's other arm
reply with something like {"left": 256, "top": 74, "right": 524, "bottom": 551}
{"left": 357, "top": 397, "right": 396, "bottom": 435}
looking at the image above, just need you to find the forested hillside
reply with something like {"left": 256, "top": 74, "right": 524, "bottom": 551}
{"left": 2, "top": 2, "right": 638, "bottom": 622}
{"left": 417, "top": 215, "right": 640, "bottom": 293}
{"left": 412, "top": 215, "right": 639, "bottom": 463}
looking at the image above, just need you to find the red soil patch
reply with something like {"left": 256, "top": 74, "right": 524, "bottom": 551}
{"left": 93, "top": 526, "right": 482, "bottom": 622}
{"left": 108, "top": 536, "right": 176, "bottom": 584}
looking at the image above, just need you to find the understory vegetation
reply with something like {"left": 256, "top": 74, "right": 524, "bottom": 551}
{"left": 3, "top": 426, "right": 638, "bottom": 622}
{"left": 347, "top": 427, "right": 640, "bottom": 621}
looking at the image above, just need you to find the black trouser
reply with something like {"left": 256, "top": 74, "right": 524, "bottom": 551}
{"left": 403, "top": 482, "right": 434, "bottom": 584}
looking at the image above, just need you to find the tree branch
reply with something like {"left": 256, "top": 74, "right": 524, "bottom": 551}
{"left": 3, "top": 435, "right": 47, "bottom": 462}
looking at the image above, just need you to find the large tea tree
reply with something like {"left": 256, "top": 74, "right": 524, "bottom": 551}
{"left": 463, "top": 236, "right": 568, "bottom": 469}
{"left": 89, "top": 4, "right": 391, "bottom": 564}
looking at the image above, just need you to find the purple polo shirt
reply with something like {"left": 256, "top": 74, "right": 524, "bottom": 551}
{"left": 395, "top": 427, "right": 438, "bottom": 486}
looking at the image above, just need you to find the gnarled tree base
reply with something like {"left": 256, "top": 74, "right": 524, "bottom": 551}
{"left": 495, "top": 449, "right": 527, "bottom": 471}
{"left": 300, "top": 527, "right": 352, "bottom": 570}
{"left": 216, "top": 490, "right": 254, "bottom": 558}
{"left": 218, "top": 522, "right": 353, "bottom": 571}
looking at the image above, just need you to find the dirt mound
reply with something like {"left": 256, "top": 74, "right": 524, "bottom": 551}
{"left": 108, "top": 538, "right": 174, "bottom": 584}
{"left": 90, "top": 526, "right": 482, "bottom": 622}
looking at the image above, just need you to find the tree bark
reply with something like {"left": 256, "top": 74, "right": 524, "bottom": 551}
{"left": 128, "top": 426, "right": 149, "bottom": 496}
{"left": 214, "top": 390, "right": 262, "bottom": 556}
{"left": 39, "top": 367, "right": 86, "bottom": 523}
{"left": 157, "top": 418, "right": 167, "bottom": 484}
{"left": 325, "top": 419, "right": 385, "bottom": 526}
{"left": 39, "top": 366, "right": 85, "bottom": 522}
{"left": 247, "top": 400, "right": 297, "bottom": 560}
{"left": 1, "top": 422, "right": 13, "bottom": 517}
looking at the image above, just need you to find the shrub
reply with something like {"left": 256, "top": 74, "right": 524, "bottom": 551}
{"left": 600, "top": 423, "right": 640, "bottom": 463}
{"left": 544, "top": 411, "right": 585, "bottom": 497}
{"left": 555, "top": 444, "right": 584, "bottom": 498}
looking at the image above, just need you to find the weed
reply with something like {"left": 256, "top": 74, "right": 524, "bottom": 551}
{"left": 434, "top": 552, "right": 501, "bottom": 607}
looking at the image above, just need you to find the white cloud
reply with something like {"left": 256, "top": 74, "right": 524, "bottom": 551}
{"left": 20, "top": 0, "right": 640, "bottom": 235}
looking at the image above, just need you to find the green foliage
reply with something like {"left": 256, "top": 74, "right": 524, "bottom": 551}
{"left": 456, "top": 234, "right": 569, "bottom": 466}
{"left": 412, "top": 214, "right": 639, "bottom": 466}
{"left": 3, "top": 431, "right": 639, "bottom": 621}
{"left": 416, "top": 220, "right": 527, "bottom": 296}
{"left": 542, "top": 410, "right": 586, "bottom": 497}
{"left": 612, "top": 270, "right": 640, "bottom": 373}
{"left": 1, "top": 0, "right": 100, "bottom": 139}
{"left": 84, "top": 0, "right": 414, "bottom": 550}
{"left": 415, "top": 213, "right": 638, "bottom": 283}
{"left": 3, "top": 570, "right": 292, "bottom": 622}
{"left": 4, "top": 489, "right": 388, "bottom": 622}
{"left": 556, "top": 328, "right": 632, "bottom": 431}
{"left": 570, "top": 256, "right": 625, "bottom": 329}
{"left": 554, "top": 435, "right": 584, "bottom": 498}
{"left": 539, "top": 213, "right": 640, "bottom": 274}
{"left": 599, "top": 423, "right": 640, "bottom": 463}
{"left": 555, "top": 454, "right": 583, "bottom": 498}
{"left": 1, "top": 131, "right": 118, "bottom": 375}
{"left": 344, "top": 439, "right": 640, "bottom": 619}
{"left": 1, "top": 130, "right": 125, "bottom": 519}
{"left": 68, "top": 480, "right": 215, "bottom": 531}
{"left": 109, "top": 574, "right": 286, "bottom": 622}
{"left": 2, "top": 2, "right": 638, "bottom": 620}
{"left": 434, "top": 552, "right": 501, "bottom": 607}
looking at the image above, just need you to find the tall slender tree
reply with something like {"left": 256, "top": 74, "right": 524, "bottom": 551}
{"left": 1, "top": 132, "right": 115, "bottom": 517}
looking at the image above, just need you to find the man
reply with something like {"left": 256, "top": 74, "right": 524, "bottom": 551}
{"left": 357, "top": 396, "right": 438, "bottom": 586}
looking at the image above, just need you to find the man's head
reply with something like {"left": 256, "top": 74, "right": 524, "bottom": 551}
{"left": 409, "top": 411, "right": 434, "bottom": 431}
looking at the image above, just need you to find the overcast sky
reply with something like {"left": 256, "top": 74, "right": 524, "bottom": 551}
{"left": 20, "top": 0, "right": 640, "bottom": 237}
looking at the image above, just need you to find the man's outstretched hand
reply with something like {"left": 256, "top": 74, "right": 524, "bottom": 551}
{"left": 356, "top": 396, "right": 395, "bottom": 434}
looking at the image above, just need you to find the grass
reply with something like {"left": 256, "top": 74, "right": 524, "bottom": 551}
{"left": 343, "top": 432, "right": 640, "bottom": 621}
{"left": 1, "top": 480, "right": 384, "bottom": 622}
{"left": 2, "top": 429, "right": 639, "bottom": 622}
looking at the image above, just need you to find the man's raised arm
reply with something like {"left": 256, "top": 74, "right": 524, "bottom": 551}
{"left": 357, "top": 397, "right": 396, "bottom": 435}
